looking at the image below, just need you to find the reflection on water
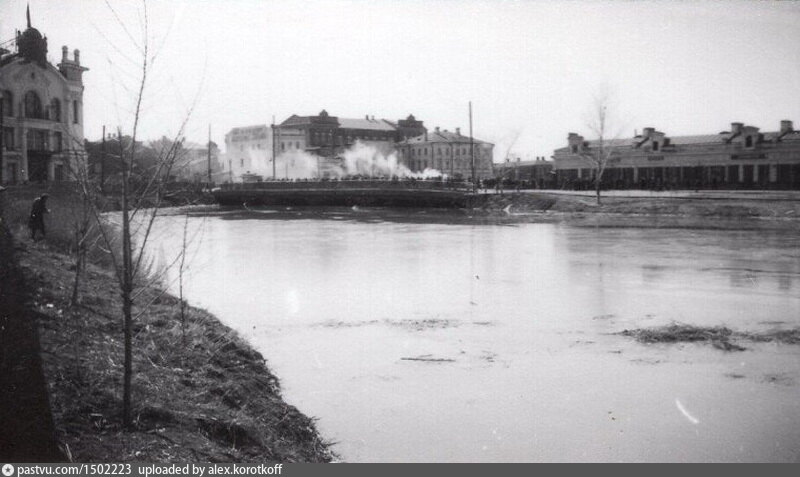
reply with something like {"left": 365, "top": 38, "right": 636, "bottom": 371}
{"left": 151, "top": 207, "right": 800, "bottom": 462}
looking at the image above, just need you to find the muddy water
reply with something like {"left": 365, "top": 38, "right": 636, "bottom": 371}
{"left": 151, "top": 208, "right": 800, "bottom": 462}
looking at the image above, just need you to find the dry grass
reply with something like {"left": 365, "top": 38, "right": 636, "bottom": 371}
{"left": 477, "top": 192, "right": 800, "bottom": 221}
{"left": 19, "top": 241, "right": 333, "bottom": 462}
{"left": 3, "top": 189, "right": 333, "bottom": 462}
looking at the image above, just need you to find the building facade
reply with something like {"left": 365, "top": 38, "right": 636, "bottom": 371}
{"left": 1, "top": 11, "right": 88, "bottom": 184}
{"left": 223, "top": 125, "right": 272, "bottom": 182}
{"left": 496, "top": 157, "right": 555, "bottom": 188}
{"left": 553, "top": 121, "right": 800, "bottom": 190}
{"left": 274, "top": 110, "right": 426, "bottom": 160}
{"left": 398, "top": 127, "right": 494, "bottom": 179}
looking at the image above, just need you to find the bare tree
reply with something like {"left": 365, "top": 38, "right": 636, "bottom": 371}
{"left": 581, "top": 89, "right": 626, "bottom": 205}
{"left": 70, "top": 0, "right": 200, "bottom": 428}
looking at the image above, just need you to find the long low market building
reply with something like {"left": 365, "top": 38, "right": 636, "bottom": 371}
{"left": 552, "top": 120, "right": 800, "bottom": 190}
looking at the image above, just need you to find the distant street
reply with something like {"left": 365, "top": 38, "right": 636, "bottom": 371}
{"left": 489, "top": 189, "right": 800, "bottom": 201}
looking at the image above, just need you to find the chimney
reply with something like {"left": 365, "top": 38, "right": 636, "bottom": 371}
{"left": 456, "top": 127, "right": 461, "bottom": 136}
{"left": 371, "top": 115, "right": 375, "bottom": 121}
{"left": 61, "top": 45, "right": 68, "bottom": 63}
{"left": 435, "top": 127, "right": 440, "bottom": 133}
{"left": 731, "top": 122, "right": 743, "bottom": 134}
{"left": 73, "top": 49, "right": 80, "bottom": 65}
{"left": 642, "top": 127, "right": 655, "bottom": 138}
{"left": 365, "top": 114, "right": 369, "bottom": 120}
{"left": 780, "top": 120, "right": 793, "bottom": 134}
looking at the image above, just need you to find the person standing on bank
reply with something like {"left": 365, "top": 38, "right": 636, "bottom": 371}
{"left": 29, "top": 193, "right": 50, "bottom": 240}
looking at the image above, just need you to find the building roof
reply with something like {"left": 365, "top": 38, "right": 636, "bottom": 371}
{"left": 405, "top": 129, "right": 492, "bottom": 145}
{"left": 337, "top": 117, "right": 396, "bottom": 131}
{"left": 511, "top": 160, "right": 554, "bottom": 167}
{"left": 563, "top": 127, "right": 799, "bottom": 152}
{"left": 279, "top": 114, "right": 398, "bottom": 132}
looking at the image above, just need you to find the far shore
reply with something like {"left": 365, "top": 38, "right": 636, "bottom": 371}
{"left": 469, "top": 189, "right": 800, "bottom": 230}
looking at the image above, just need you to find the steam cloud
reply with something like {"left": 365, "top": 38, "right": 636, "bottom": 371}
{"left": 246, "top": 141, "right": 444, "bottom": 180}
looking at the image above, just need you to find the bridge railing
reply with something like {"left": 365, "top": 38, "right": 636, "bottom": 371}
{"left": 218, "top": 178, "right": 475, "bottom": 192}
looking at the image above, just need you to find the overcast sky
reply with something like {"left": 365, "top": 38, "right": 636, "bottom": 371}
{"left": 2, "top": 0, "right": 799, "bottom": 161}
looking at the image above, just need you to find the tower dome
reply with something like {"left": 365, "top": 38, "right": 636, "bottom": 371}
{"left": 16, "top": 5, "right": 48, "bottom": 65}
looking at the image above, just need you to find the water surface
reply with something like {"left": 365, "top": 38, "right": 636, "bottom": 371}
{"left": 151, "top": 207, "right": 800, "bottom": 462}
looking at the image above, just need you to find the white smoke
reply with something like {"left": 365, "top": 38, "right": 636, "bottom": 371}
{"left": 272, "top": 141, "right": 445, "bottom": 180}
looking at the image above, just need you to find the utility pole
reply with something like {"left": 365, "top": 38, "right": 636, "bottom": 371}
{"left": 271, "top": 116, "right": 276, "bottom": 180}
{"left": 469, "top": 101, "right": 475, "bottom": 193}
{"left": 206, "top": 124, "right": 212, "bottom": 186}
{"left": 100, "top": 125, "right": 106, "bottom": 194}
{"left": 0, "top": 91, "right": 4, "bottom": 184}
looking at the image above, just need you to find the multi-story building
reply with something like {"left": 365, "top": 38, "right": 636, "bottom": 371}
{"left": 397, "top": 127, "right": 494, "bottom": 179}
{"left": 274, "top": 110, "right": 426, "bottom": 158}
{"left": 553, "top": 120, "right": 800, "bottom": 189}
{"left": 223, "top": 125, "right": 272, "bottom": 182}
{"left": 1, "top": 10, "right": 88, "bottom": 184}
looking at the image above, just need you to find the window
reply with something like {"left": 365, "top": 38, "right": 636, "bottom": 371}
{"left": 571, "top": 145, "right": 578, "bottom": 154}
{"left": 24, "top": 91, "right": 43, "bottom": 119}
{"left": 296, "top": 141, "right": 300, "bottom": 149}
{"left": 26, "top": 129, "right": 49, "bottom": 150}
{"left": 50, "top": 99, "right": 61, "bottom": 122}
{"left": 72, "top": 100, "right": 79, "bottom": 124}
{"left": 745, "top": 136, "right": 753, "bottom": 148}
{"left": 240, "top": 158, "right": 244, "bottom": 167}
{"left": 1, "top": 90, "right": 13, "bottom": 116}
{"left": 281, "top": 142, "right": 285, "bottom": 151}
{"left": 2, "top": 127, "right": 14, "bottom": 150}
{"left": 652, "top": 141, "right": 659, "bottom": 152}
{"left": 54, "top": 132, "right": 63, "bottom": 152}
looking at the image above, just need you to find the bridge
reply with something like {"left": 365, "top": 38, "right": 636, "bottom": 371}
{"left": 212, "top": 179, "right": 478, "bottom": 208}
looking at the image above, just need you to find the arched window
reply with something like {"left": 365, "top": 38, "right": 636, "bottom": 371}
{"left": 24, "top": 91, "right": 43, "bottom": 119}
{"left": 1, "top": 90, "right": 13, "bottom": 116}
{"left": 50, "top": 98, "right": 61, "bottom": 122}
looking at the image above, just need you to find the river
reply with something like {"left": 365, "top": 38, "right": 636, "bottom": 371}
{"left": 150, "top": 207, "right": 800, "bottom": 462}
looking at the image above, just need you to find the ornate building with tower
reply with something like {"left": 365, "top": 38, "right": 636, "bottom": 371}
{"left": 0, "top": 8, "right": 88, "bottom": 184}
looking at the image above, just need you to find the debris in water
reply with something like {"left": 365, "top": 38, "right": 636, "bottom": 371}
{"left": 400, "top": 355, "right": 455, "bottom": 363}
{"left": 620, "top": 324, "right": 800, "bottom": 351}
{"left": 592, "top": 314, "right": 615, "bottom": 320}
{"left": 675, "top": 399, "right": 700, "bottom": 425}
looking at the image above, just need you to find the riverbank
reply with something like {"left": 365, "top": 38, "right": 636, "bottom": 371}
{"left": 0, "top": 188, "right": 333, "bottom": 462}
{"left": 472, "top": 191, "right": 800, "bottom": 230}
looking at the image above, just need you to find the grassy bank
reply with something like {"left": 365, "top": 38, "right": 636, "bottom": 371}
{"left": 473, "top": 192, "right": 800, "bottom": 229}
{"left": 1, "top": 186, "right": 333, "bottom": 462}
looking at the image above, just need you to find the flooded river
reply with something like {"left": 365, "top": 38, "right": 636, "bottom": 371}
{"left": 151, "top": 207, "right": 800, "bottom": 462}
